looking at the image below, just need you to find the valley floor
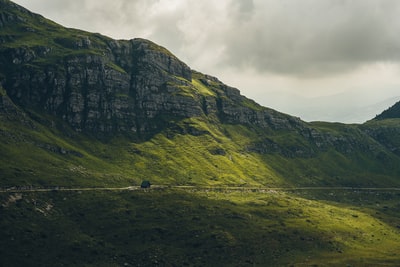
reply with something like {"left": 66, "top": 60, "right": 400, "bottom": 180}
{"left": 1, "top": 187, "right": 400, "bottom": 266}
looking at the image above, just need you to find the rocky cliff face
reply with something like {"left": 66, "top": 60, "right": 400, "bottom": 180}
{"left": 1, "top": 36, "right": 199, "bottom": 135}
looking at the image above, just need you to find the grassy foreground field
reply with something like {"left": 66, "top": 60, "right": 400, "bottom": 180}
{"left": 1, "top": 188, "right": 399, "bottom": 266}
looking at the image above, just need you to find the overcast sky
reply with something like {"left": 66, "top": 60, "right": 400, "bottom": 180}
{"left": 13, "top": 0, "right": 400, "bottom": 123}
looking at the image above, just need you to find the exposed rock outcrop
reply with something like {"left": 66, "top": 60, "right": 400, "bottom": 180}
{"left": 1, "top": 34, "right": 201, "bottom": 135}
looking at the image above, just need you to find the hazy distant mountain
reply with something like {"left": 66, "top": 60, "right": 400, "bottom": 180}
{"left": 375, "top": 100, "right": 400, "bottom": 120}
{"left": 276, "top": 93, "right": 400, "bottom": 123}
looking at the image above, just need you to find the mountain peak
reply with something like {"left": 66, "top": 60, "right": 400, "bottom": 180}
{"left": 374, "top": 100, "right": 400, "bottom": 120}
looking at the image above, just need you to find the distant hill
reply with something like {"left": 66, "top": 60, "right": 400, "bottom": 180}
{"left": 375, "top": 101, "right": 400, "bottom": 120}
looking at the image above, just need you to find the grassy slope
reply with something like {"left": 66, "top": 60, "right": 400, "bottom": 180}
{"left": 3, "top": 102, "right": 399, "bottom": 189}
{"left": 1, "top": 85, "right": 400, "bottom": 189}
{"left": 0, "top": 106, "right": 282, "bottom": 188}
{"left": 1, "top": 189, "right": 399, "bottom": 266}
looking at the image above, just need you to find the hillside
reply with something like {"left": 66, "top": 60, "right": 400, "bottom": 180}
{"left": 1, "top": 1, "right": 400, "bottom": 265}
{"left": 1, "top": 0, "right": 399, "bottom": 188}
{"left": 375, "top": 101, "right": 400, "bottom": 120}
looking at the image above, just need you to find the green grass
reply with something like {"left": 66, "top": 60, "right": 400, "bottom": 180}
{"left": 101, "top": 117, "right": 281, "bottom": 187}
{"left": 192, "top": 78, "right": 216, "bottom": 97}
{"left": 1, "top": 189, "right": 399, "bottom": 266}
{"left": 1, "top": 94, "right": 289, "bottom": 188}
{"left": 0, "top": 108, "right": 133, "bottom": 187}
{"left": 2, "top": 106, "right": 399, "bottom": 189}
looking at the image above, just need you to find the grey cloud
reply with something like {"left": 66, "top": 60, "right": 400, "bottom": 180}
{"left": 220, "top": 0, "right": 400, "bottom": 77}
{"left": 229, "top": 0, "right": 255, "bottom": 21}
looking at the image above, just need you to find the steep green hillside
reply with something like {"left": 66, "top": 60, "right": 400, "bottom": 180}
{"left": 0, "top": 111, "right": 278, "bottom": 188}
{"left": 2, "top": 92, "right": 400, "bottom": 188}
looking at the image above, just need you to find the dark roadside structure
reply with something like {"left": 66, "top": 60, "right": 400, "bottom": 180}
{"left": 140, "top": 180, "right": 151, "bottom": 188}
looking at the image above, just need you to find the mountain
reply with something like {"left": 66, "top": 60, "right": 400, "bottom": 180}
{"left": 1, "top": 0, "right": 400, "bottom": 188}
{"left": 0, "top": 5, "right": 299, "bottom": 137}
{"left": 2, "top": 1, "right": 400, "bottom": 266}
{"left": 361, "top": 101, "right": 400, "bottom": 158}
{"left": 283, "top": 93, "right": 400, "bottom": 123}
{"left": 375, "top": 100, "right": 400, "bottom": 120}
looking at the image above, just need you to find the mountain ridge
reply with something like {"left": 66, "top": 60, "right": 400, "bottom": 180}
{"left": 1, "top": 0, "right": 400, "bottom": 188}
{"left": 375, "top": 100, "right": 400, "bottom": 120}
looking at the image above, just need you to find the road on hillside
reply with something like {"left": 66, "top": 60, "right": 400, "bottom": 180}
{"left": 1, "top": 185, "right": 400, "bottom": 193}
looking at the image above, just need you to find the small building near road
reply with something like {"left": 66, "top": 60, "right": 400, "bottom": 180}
{"left": 140, "top": 180, "right": 151, "bottom": 188}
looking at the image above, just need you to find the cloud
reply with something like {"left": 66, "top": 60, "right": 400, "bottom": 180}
{"left": 217, "top": 0, "right": 400, "bottom": 77}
